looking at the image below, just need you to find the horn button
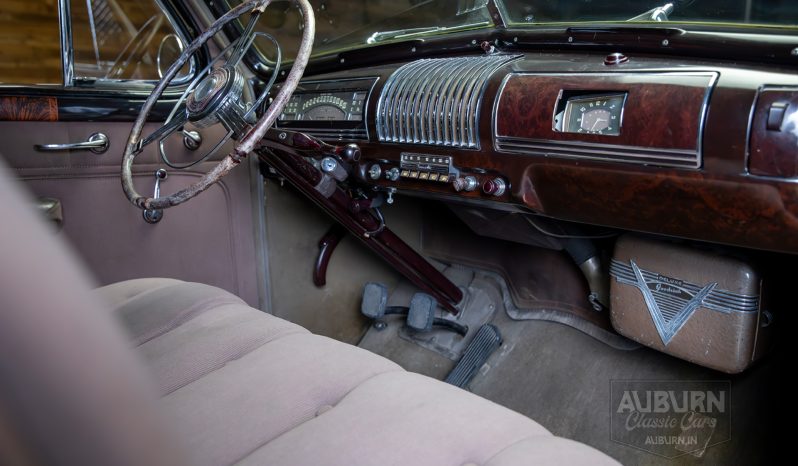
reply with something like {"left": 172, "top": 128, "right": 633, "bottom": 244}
{"left": 185, "top": 67, "right": 252, "bottom": 136}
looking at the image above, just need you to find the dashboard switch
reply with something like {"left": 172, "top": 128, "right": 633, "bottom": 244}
{"left": 453, "top": 175, "right": 479, "bottom": 192}
{"left": 482, "top": 178, "right": 507, "bottom": 197}
{"left": 386, "top": 167, "right": 401, "bottom": 181}
{"left": 767, "top": 102, "right": 789, "bottom": 131}
{"left": 368, "top": 164, "right": 382, "bottom": 180}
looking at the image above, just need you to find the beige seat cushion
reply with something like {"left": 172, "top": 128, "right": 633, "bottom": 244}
{"left": 97, "top": 278, "right": 619, "bottom": 465}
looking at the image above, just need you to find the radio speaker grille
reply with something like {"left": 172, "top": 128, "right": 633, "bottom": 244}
{"left": 376, "top": 55, "right": 518, "bottom": 149}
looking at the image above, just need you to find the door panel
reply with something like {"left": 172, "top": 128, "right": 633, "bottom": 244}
{"left": 0, "top": 119, "right": 261, "bottom": 308}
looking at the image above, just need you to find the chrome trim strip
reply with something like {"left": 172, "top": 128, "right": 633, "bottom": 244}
{"left": 492, "top": 71, "right": 718, "bottom": 169}
{"left": 609, "top": 259, "right": 759, "bottom": 313}
{"left": 58, "top": 0, "right": 74, "bottom": 86}
{"left": 377, "top": 55, "right": 520, "bottom": 149}
{"left": 450, "top": 59, "right": 487, "bottom": 147}
{"left": 405, "top": 60, "right": 437, "bottom": 143}
{"left": 416, "top": 60, "right": 449, "bottom": 144}
{"left": 496, "top": 137, "right": 700, "bottom": 168}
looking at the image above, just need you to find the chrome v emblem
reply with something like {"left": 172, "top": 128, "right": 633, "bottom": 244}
{"left": 630, "top": 260, "right": 717, "bottom": 345}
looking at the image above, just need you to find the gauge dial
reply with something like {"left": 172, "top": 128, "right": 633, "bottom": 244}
{"left": 304, "top": 104, "right": 346, "bottom": 121}
{"left": 564, "top": 94, "right": 626, "bottom": 136}
{"left": 300, "top": 95, "right": 348, "bottom": 121}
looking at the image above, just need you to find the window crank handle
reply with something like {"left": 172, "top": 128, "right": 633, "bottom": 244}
{"left": 143, "top": 169, "right": 168, "bottom": 224}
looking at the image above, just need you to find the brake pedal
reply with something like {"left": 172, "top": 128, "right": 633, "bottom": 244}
{"left": 445, "top": 324, "right": 502, "bottom": 388}
{"left": 407, "top": 293, "right": 469, "bottom": 336}
{"left": 407, "top": 293, "right": 436, "bottom": 332}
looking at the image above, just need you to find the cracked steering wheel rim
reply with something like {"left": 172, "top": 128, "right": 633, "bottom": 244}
{"left": 121, "top": 0, "right": 314, "bottom": 211}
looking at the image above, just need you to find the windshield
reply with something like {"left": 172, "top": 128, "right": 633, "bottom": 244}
{"left": 223, "top": 0, "right": 798, "bottom": 61}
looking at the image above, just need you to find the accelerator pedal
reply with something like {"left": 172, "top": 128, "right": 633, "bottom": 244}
{"left": 444, "top": 324, "right": 502, "bottom": 388}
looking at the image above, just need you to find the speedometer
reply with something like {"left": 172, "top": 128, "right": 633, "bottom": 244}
{"left": 304, "top": 104, "right": 347, "bottom": 121}
{"left": 280, "top": 92, "right": 365, "bottom": 122}
{"left": 300, "top": 95, "right": 348, "bottom": 121}
{"left": 301, "top": 95, "right": 349, "bottom": 113}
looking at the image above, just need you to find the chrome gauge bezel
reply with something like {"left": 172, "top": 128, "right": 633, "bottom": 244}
{"left": 560, "top": 93, "right": 627, "bottom": 136}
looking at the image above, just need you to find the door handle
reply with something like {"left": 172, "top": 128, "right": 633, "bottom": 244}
{"left": 34, "top": 132, "right": 109, "bottom": 154}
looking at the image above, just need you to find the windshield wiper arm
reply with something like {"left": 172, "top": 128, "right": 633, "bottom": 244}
{"left": 627, "top": 2, "right": 675, "bottom": 22}
{"left": 366, "top": 27, "right": 442, "bottom": 44}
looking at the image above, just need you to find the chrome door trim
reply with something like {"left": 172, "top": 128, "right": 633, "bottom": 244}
{"left": 58, "top": 0, "right": 75, "bottom": 86}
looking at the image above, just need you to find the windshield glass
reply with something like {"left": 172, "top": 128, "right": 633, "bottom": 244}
{"left": 223, "top": 0, "right": 798, "bottom": 61}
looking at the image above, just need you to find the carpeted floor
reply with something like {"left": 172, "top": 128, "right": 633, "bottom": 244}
{"left": 359, "top": 265, "right": 780, "bottom": 465}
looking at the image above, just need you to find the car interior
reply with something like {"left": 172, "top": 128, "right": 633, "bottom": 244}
{"left": 0, "top": 0, "right": 793, "bottom": 464}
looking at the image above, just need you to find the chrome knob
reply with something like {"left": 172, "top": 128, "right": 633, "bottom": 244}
{"left": 368, "top": 164, "right": 382, "bottom": 180}
{"left": 385, "top": 167, "right": 400, "bottom": 181}
{"left": 453, "top": 175, "right": 478, "bottom": 192}
{"left": 482, "top": 177, "right": 507, "bottom": 197}
{"left": 320, "top": 157, "right": 338, "bottom": 173}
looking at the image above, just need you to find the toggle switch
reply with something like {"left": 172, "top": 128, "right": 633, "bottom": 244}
{"left": 767, "top": 101, "right": 789, "bottom": 131}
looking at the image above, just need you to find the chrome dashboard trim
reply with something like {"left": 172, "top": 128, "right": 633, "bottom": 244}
{"left": 377, "top": 55, "right": 520, "bottom": 149}
{"left": 275, "top": 76, "right": 379, "bottom": 142}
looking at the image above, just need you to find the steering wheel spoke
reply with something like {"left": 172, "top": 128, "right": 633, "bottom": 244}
{"left": 137, "top": 110, "right": 188, "bottom": 153}
{"left": 226, "top": 10, "right": 262, "bottom": 67}
{"left": 122, "top": 0, "right": 315, "bottom": 211}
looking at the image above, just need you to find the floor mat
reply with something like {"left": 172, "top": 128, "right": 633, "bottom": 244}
{"left": 359, "top": 261, "right": 780, "bottom": 465}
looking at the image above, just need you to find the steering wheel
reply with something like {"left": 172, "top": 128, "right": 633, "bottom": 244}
{"left": 122, "top": 0, "right": 314, "bottom": 211}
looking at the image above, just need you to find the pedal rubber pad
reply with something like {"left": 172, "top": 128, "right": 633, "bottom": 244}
{"left": 361, "top": 282, "right": 388, "bottom": 319}
{"left": 445, "top": 324, "right": 502, "bottom": 388}
{"left": 407, "top": 293, "right": 436, "bottom": 332}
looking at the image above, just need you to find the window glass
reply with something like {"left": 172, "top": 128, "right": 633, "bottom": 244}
{"left": 70, "top": 0, "right": 189, "bottom": 81}
{"left": 0, "top": 0, "right": 62, "bottom": 85}
{"left": 228, "top": 0, "right": 490, "bottom": 62}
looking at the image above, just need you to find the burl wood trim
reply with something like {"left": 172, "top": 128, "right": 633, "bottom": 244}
{"left": 495, "top": 73, "right": 714, "bottom": 151}
{"left": 0, "top": 96, "right": 58, "bottom": 121}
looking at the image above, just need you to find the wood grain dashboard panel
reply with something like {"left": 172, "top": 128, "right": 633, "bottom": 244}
{"left": 0, "top": 96, "right": 58, "bottom": 121}
{"left": 301, "top": 58, "right": 798, "bottom": 254}
{"left": 493, "top": 72, "right": 716, "bottom": 167}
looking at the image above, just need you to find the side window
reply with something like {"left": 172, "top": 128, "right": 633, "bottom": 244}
{"left": 0, "top": 0, "right": 191, "bottom": 86}
{"left": 0, "top": 0, "right": 63, "bottom": 85}
{"left": 70, "top": 0, "right": 190, "bottom": 82}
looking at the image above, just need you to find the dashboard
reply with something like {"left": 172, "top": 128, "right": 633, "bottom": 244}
{"left": 272, "top": 52, "right": 798, "bottom": 255}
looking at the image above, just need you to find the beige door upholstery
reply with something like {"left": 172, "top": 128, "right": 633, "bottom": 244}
{"left": 0, "top": 160, "right": 617, "bottom": 465}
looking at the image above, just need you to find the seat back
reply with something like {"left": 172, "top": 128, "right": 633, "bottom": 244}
{"left": 0, "top": 159, "right": 180, "bottom": 465}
